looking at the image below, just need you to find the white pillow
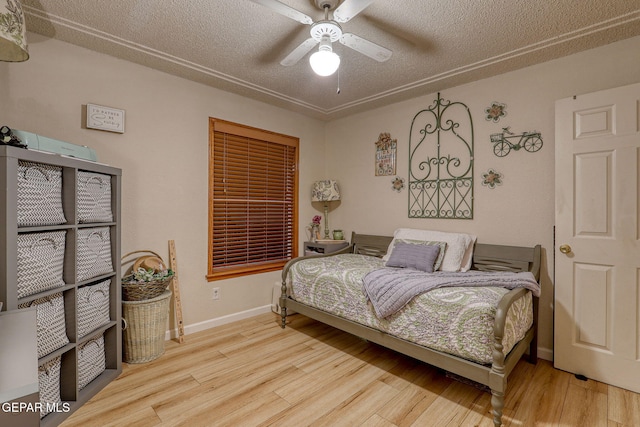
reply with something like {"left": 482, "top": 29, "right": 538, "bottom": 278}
{"left": 383, "top": 228, "right": 477, "bottom": 272}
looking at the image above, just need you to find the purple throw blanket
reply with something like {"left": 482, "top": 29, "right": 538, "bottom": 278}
{"left": 363, "top": 268, "right": 540, "bottom": 318}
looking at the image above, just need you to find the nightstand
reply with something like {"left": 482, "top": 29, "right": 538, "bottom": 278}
{"left": 304, "top": 240, "right": 349, "bottom": 256}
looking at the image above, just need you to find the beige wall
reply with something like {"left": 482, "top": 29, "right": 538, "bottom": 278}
{"left": 2, "top": 31, "right": 640, "bottom": 358}
{"left": 1, "top": 33, "right": 326, "bottom": 333}
{"left": 323, "top": 35, "right": 640, "bottom": 359}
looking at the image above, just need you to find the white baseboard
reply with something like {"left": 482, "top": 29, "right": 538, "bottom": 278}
{"left": 164, "top": 305, "right": 273, "bottom": 340}
{"left": 537, "top": 346, "right": 553, "bottom": 362}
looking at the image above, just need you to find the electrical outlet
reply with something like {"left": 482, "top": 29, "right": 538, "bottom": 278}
{"left": 212, "top": 287, "right": 220, "bottom": 300}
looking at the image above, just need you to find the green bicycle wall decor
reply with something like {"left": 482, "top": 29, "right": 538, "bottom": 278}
{"left": 490, "top": 126, "right": 543, "bottom": 157}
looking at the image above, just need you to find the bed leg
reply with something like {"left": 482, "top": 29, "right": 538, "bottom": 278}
{"left": 280, "top": 280, "right": 287, "bottom": 329}
{"left": 528, "top": 334, "right": 538, "bottom": 364}
{"left": 528, "top": 296, "right": 539, "bottom": 364}
{"left": 491, "top": 389, "right": 504, "bottom": 427}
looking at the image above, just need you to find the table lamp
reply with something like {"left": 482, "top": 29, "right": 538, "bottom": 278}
{"left": 0, "top": 0, "right": 29, "bottom": 62}
{"left": 311, "top": 180, "right": 341, "bottom": 239}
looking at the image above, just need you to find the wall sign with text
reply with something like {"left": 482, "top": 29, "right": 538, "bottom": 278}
{"left": 375, "top": 132, "right": 397, "bottom": 176}
{"left": 86, "top": 104, "right": 125, "bottom": 133}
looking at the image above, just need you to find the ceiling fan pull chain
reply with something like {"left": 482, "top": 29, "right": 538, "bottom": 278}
{"left": 337, "top": 66, "right": 341, "bottom": 94}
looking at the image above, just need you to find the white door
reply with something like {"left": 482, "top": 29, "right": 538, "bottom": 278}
{"left": 555, "top": 82, "right": 640, "bottom": 392}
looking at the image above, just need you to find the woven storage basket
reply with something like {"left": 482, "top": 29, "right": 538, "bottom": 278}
{"left": 17, "top": 160, "right": 66, "bottom": 227}
{"left": 16, "top": 230, "right": 66, "bottom": 298}
{"left": 38, "top": 356, "right": 62, "bottom": 419}
{"left": 78, "top": 333, "right": 106, "bottom": 390}
{"left": 122, "top": 290, "right": 171, "bottom": 363}
{"left": 77, "top": 279, "right": 111, "bottom": 338}
{"left": 121, "top": 277, "right": 171, "bottom": 301}
{"left": 19, "top": 292, "right": 70, "bottom": 358}
{"left": 77, "top": 171, "right": 113, "bottom": 223}
{"left": 76, "top": 227, "right": 113, "bottom": 282}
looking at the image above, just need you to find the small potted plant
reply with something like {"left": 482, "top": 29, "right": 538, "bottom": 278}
{"left": 309, "top": 215, "right": 321, "bottom": 242}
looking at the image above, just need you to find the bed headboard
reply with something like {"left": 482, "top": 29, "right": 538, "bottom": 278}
{"left": 472, "top": 243, "right": 541, "bottom": 281}
{"left": 350, "top": 232, "right": 392, "bottom": 258}
{"left": 350, "top": 232, "right": 541, "bottom": 280}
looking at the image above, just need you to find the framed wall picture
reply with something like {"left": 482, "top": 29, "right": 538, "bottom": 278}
{"left": 86, "top": 104, "right": 125, "bottom": 133}
{"left": 375, "top": 132, "right": 397, "bottom": 176}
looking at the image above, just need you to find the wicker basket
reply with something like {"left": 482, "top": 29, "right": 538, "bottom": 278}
{"left": 121, "top": 277, "right": 171, "bottom": 301}
{"left": 121, "top": 250, "right": 173, "bottom": 301}
{"left": 122, "top": 290, "right": 171, "bottom": 363}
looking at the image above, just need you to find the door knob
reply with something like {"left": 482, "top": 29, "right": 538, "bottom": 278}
{"left": 559, "top": 244, "right": 572, "bottom": 254}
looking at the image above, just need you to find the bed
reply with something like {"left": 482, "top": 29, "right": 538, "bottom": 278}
{"left": 279, "top": 231, "right": 541, "bottom": 427}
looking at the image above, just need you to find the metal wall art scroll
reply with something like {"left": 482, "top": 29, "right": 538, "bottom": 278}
{"left": 489, "top": 126, "right": 543, "bottom": 157}
{"left": 408, "top": 93, "right": 474, "bottom": 219}
{"left": 375, "top": 132, "right": 397, "bottom": 176}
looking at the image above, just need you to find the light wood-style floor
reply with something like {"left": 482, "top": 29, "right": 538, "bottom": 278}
{"left": 60, "top": 313, "right": 640, "bottom": 427}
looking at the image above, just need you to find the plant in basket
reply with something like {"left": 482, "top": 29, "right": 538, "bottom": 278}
{"left": 122, "top": 267, "right": 174, "bottom": 301}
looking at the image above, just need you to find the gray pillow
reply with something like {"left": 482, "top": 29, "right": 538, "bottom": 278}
{"left": 393, "top": 239, "right": 447, "bottom": 270}
{"left": 385, "top": 241, "right": 441, "bottom": 272}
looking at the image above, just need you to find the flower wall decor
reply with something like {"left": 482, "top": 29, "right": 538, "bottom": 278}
{"left": 481, "top": 169, "right": 503, "bottom": 189}
{"left": 485, "top": 102, "right": 507, "bottom": 123}
{"left": 391, "top": 176, "right": 405, "bottom": 192}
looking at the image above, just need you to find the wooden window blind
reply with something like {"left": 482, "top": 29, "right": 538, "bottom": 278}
{"left": 208, "top": 118, "right": 299, "bottom": 281}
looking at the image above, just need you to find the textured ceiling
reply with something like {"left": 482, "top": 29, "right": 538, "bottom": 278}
{"left": 21, "top": 0, "right": 640, "bottom": 120}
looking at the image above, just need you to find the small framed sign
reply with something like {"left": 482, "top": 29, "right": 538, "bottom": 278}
{"left": 86, "top": 104, "right": 125, "bottom": 133}
{"left": 375, "top": 132, "right": 397, "bottom": 176}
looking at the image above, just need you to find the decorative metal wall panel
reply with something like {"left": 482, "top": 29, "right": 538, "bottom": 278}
{"left": 409, "top": 93, "right": 474, "bottom": 219}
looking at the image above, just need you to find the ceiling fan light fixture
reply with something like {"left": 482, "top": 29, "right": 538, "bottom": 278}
{"left": 309, "top": 37, "right": 340, "bottom": 76}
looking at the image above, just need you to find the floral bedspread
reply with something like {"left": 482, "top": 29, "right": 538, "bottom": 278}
{"left": 288, "top": 253, "right": 533, "bottom": 364}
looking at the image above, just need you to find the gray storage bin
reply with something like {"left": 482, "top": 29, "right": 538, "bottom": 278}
{"left": 38, "top": 356, "right": 62, "bottom": 419}
{"left": 76, "top": 227, "right": 113, "bottom": 282}
{"left": 16, "top": 230, "right": 66, "bottom": 298}
{"left": 78, "top": 333, "right": 106, "bottom": 390}
{"left": 19, "top": 292, "right": 70, "bottom": 358}
{"left": 17, "top": 160, "right": 66, "bottom": 227}
{"left": 77, "top": 171, "right": 113, "bottom": 223}
{"left": 77, "top": 279, "right": 111, "bottom": 338}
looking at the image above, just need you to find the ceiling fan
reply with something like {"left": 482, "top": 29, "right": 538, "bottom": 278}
{"left": 250, "top": 0, "right": 392, "bottom": 76}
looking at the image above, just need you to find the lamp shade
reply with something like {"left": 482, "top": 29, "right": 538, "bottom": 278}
{"left": 311, "top": 180, "right": 341, "bottom": 202}
{"left": 0, "top": 0, "right": 29, "bottom": 62}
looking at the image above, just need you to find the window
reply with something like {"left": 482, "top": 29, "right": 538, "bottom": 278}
{"left": 207, "top": 118, "right": 299, "bottom": 281}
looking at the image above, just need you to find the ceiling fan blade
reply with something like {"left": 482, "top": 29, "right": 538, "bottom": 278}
{"left": 280, "top": 38, "right": 319, "bottom": 66}
{"left": 339, "top": 33, "right": 392, "bottom": 62}
{"left": 249, "top": 0, "right": 313, "bottom": 25}
{"left": 333, "top": 0, "right": 375, "bottom": 23}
